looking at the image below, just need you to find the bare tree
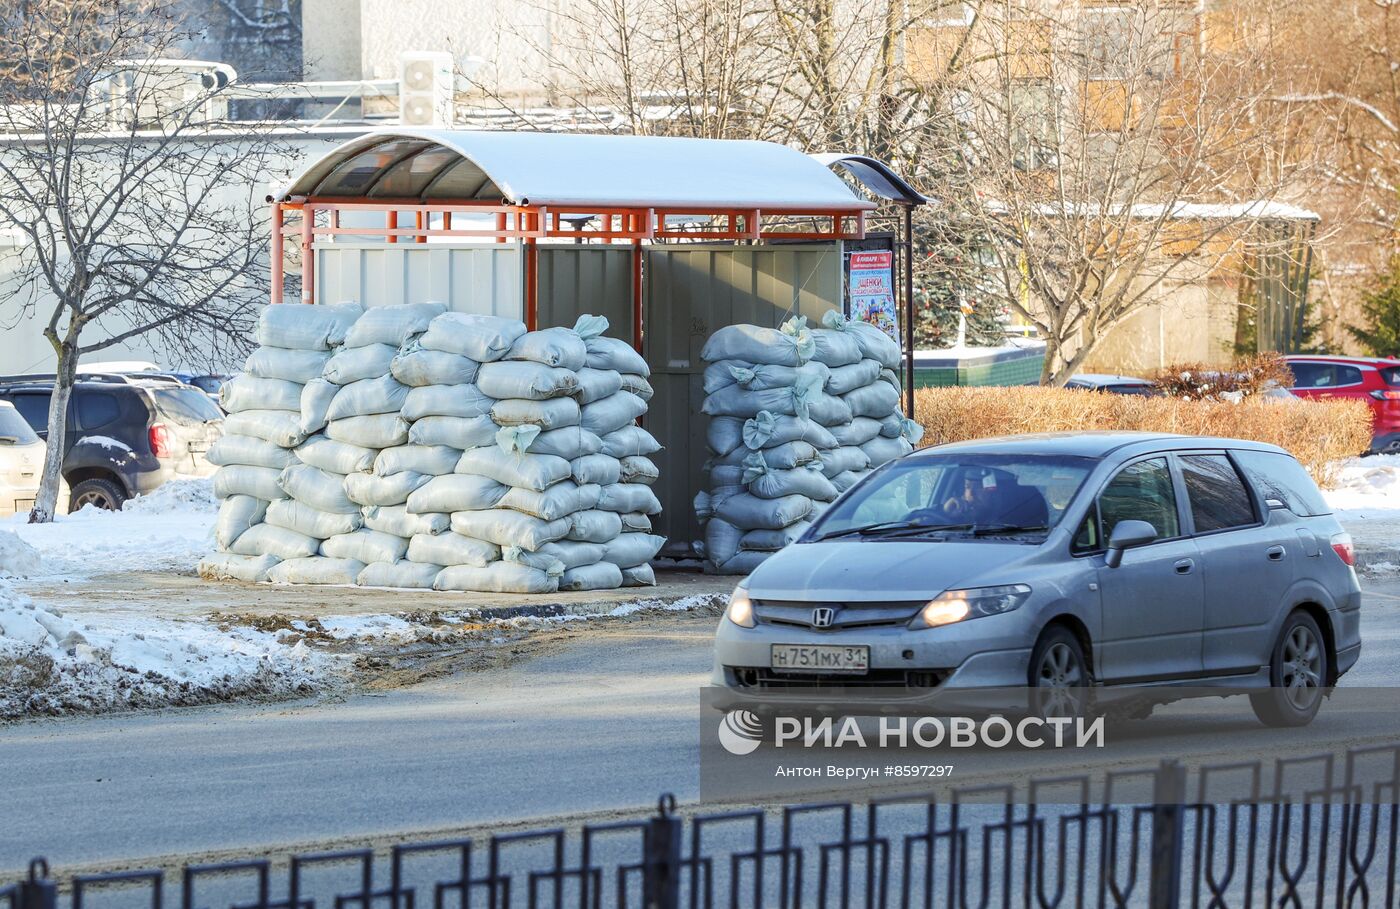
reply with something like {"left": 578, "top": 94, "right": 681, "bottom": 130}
{"left": 0, "top": 0, "right": 291, "bottom": 522}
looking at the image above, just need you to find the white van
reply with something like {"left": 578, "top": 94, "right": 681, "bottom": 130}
{"left": 0, "top": 400, "right": 45, "bottom": 516}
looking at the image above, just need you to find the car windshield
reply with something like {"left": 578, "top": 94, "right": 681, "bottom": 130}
{"left": 0, "top": 407, "right": 39, "bottom": 444}
{"left": 810, "top": 453, "right": 1097, "bottom": 542}
{"left": 150, "top": 387, "right": 224, "bottom": 425}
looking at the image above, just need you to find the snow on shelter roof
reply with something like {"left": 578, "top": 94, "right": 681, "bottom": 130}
{"left": 271, "top": 128, "right": 877, "bottom": 211}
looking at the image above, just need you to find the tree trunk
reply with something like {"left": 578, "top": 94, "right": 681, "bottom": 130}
{"left": 28, "top": 343, "right": 77, "bottom": 523}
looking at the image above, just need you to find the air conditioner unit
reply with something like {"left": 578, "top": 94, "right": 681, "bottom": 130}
{"left": 398, "top": 51, "right": 454, "bottom": 127}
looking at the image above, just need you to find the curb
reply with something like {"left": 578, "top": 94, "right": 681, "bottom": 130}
{"left": 1356, "top": 547, "right": 1400, "bottom": 577}
{"left": 459, "top": 591, "right": 728, "bottom": 621}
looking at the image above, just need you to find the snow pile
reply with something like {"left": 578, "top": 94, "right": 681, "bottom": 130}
{"left": 0, "top": 531, "right": 40, "bottom": 577}
{"left": 122, "top": 477, "right": 219, "bottom": 515}
{"left": 697, "top": 312, "right": 921, "bottom": 574}
{"left": 1323, "top": 454, "right": 1400, "bottom": 520}
{"left": 4, "top": 504, "right": 215, "bottom": 580}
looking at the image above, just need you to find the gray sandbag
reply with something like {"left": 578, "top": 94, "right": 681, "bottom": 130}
{"left": 600, "top": 426, "right": 662, "bottom": 458}
{"left": 213, "top": 465, "right": 287, "bottom": 501}
{"left": 583, "top": 336, "right": 649, "bottom": 376}
{"left": 327, "top": 375, "right": 410, "bottom": 421}
{"left": 362, "top": 504, "right": 450, "bottom": 537}
{"left": 296, "top": 435, "right": 377, "bottom": 475}
{"left": 220, "top": 375, "right": 302, "bottom": 413}
{"left": 566, "top": 509, "right": 623, "bottom": 543}
{"left": 498, "top": 481, "right": 601, "bottom": 522}
{"left": 408, "top": 414, "right": 499, "bottom": 450}
{"left": 744, "top": 462, "right": 839, "bottom": 501}
{"left": 740, "top": 522, "right": 812, "bottom": 551}
{"left": 450, "top": 509, "right": 571, "bottom": 550}
{"left": 419, "top": 312, "right": 526, "bottom": 362}
{"left": 702, "top": 360, "right": 828, "bottom": 395}
{"left": 513, "top": 540, "right": 605, "bottom": 570}
{"left": 620, "top": 563, "right": 657, "bottom": 587}
{"left": 221, "top": 410, "right": 307, "bottom": 449}
{"left": 829, "top": 417, "right": 883, "bottom": 447}
{"left": 706, "top": 416, "right": 746, "bottom": 456}
{"left": 559, "top": 561, "right": 623, "bottom": 591}
{"left": 265, "top": 497, "right": 363, "bottom": 538}
{"left": 476, "top": 361, "right": 579, "bottom": 400}
{"left": 715, "top": 492, "right": 813, "bottom": 530}
{"left": 357, "top": 560, "right": 441, "bottom": 589}
{"left": 701, "top": 379, "right": 822, "bottom": 420}
{"left": 199, "top": 551, "right": 280, "bottom": 583}
{"left": 618, "top": 456, "right": 659, "bottom": 485}
{"left": 498, "top": 546, "right": 567, "bottom": 575}
{"left": 619, "top": 373, "right": 654, "bottom": 401}
{"left": 214, "top": 495, "right": 268, "bottom": 550}
{"left": 860, "top": 435, "right": 914, "bottom": 468}
{"left": 267, "top": 556, "right": 365, "bottom": 586}
{"left": 344, "top": 470, "right": 430, "bottom": 507}
{"left": 843, "top": 381, "right": 901, "bottom": 419}
{"left": 579, "top": 391, "right": 647, "bottom": 436}
{"left": 807, "top": 327, "right": 863, "bottom": 367}
{"left": 830, "top": 469, "right": 869, "bottom": 493}
{"left": 741, "top": 411, "right": 837, "bottom": 451}
{"left": 391, "top": 345, "right": 479, "bottom": 387}
{"left": 708, "top": 549, "right": 771, "bottom": 575}
{"left": 878, "top": 368, "right": 901, "bottom": 391}
{"left": 509, "top": 426, "right": 603, "bottom": 458}
{"left": 433, "top": 561, "right": 560, "bottom": 594}
{"left": 694, "top": 490, "right": 714, "bottom": 522}
{"left": 343, "top": 301, "right": 447, "bottom": 348}
{"left": 407, "top": 474, "right": 509, "bottom": 513}
{"left": 505, "top": 327, "right": 587, "bottom": 371}
{"left": 619, "top": 512, "right": 652, "bottom": 532}
{"left": 255, "top": 301, "right": 363, "bottom": 351}
{"left": 714, "top": 440, "right": 818, "bottom": 469}
{"left": 323, "top": 343, "right": 399, "bottom": 385}
{"left": 877, "top": 412, "right": 905, "bottom": 439}
{"left": 375, "top": 444, "right": 462, "bottom": 477}
{"left": 709, "top": 465, "right": 744, "bottom": 488}
{"left": 705, "top": 518, "right": 743, "bottom": 566}
{"left": 820, "top": 446, "right": 871, "bottom": 478}
{"left": 321, "top": 529, "right": 409, "bottom": 564}
{"left": 278, "top": 463, "right": 359, "bottom": 514}
{"left": 299, "top": 378, "right": 339, "bottom": 434}
{"left": 456, "top": 447, "right": 571, "bottom": 492}
{"left": 407, "top": 532, "right": 499, "bottom": 568}
{"left": 229, "top": 523, "right": 320, "bottom": 560}
{"left": 491, "top": 397, "right": 580, "bottom": 430}
{"left": 597, "top": 483, "right": 662, "bottom": 515}
{"left": 575, "top": 367, "right": 623, "bottom": 404}
{"left": 325, "top": 413, "right": 409, "bottom": 449}
{"left": 824, "top": 359, "right": 883, "bottom": 395}
{"left": 701, "top": 323, "right": 812, "bottom": 367}
{"left": 401, "top": 383, "right": 494, "bottom": 420}
{"left": 244, "top": 347, "right": 330, "bottom": 383}
{"left": 571, "top": 453, "right": 622, "bottom": 486}
{"left": 601, "top": 532, "right": 666, "bottom": 569}
{"left": 208, "top": 434, "right": 297, "bottom": 470}
{"left": 822, "top": 309, "right": 901, "bottom": 368}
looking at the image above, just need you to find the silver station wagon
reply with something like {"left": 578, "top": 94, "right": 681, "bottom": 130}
{"left": 712, "top": 432, "right": 1362, "bottom": 726}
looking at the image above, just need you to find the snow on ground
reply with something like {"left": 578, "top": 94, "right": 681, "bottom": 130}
{"left": 1323, "top": 454, "right": 1400, "bottom": 521}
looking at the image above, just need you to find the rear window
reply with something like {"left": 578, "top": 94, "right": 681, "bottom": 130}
{"left": 1288, "top": 362, "right": 1363, "bottom": 388}
{"left": 0, "top": 407, "right": 39, "bottom": 444}
{"left": 1232, "top": 449, "right": 1331, "bottom": 517}
{"left": 150, "top": 387, "right": 223, "bottom": 425}
{"left": 76, "top": 392, "right": 121, "bottom": 430}
{"left": 1380, "top": 366, "right": 1400, "bottom": 386}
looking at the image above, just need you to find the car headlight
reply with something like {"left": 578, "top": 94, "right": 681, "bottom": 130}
{"left": 726, "top": 584, "right": 755, "bottom": 628}
{"left": 911, "top": 584, "right": 1032, "bottom": 629}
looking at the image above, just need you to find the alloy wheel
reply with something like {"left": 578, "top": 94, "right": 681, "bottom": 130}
{"left": 1035, "top": 642, "right": 1086, "bottom": 718}
{"left": 1281, "top": 624, "right": 1323, "bottom": 710}
{"left": 73, "top": 489, "right": 115, "bottom": 510}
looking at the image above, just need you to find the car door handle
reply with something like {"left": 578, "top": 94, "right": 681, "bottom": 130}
{"left": 1174, "top": 558, "right": 1194, "bottom": 575}
{"left": 1266, "top": 545, "right": 1286, "bottom": 561}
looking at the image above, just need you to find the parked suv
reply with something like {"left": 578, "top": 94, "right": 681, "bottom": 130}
{"left": 1284, "top": 355, "right": 1400, "bottom": 452}
{"left": 0, "top": 400, "right": 45, "bottom": 516}
{"left": 0, "top": 374, "right": 223, "bottom": 511}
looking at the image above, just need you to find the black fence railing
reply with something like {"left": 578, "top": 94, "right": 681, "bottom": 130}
{"left": 4, "top": 747, "right": 1399, "bottom": 909}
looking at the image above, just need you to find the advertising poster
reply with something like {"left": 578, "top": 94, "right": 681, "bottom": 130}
{"left": 847, "top": 249, "right": 899, "bottom": 343}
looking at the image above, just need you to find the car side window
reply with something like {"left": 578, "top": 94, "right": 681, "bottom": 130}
{"left": 1336, "top": 365, "right": 1363, "bottom": 386}
{"left": 1179, "top": 454, "right": 1256, "bottom": 532}
{"left": 9, "top": 393, "right": 52, "bottom": 433}
{"left": 1098, "top": 457, "right": 1179, "bottom": 541}
{"left": 1071, "top": 503, "right": 1100, "bottom": 553}
{"left": 76, "top": 392, "right": 121, "bottom": 430}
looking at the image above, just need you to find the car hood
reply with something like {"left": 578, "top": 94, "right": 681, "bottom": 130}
{"left": 744, "top": 540, "right": 1037, "bottom": 602}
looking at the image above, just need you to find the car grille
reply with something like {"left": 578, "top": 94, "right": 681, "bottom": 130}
{"left": 753, "top": 599, "right": 925, "bottom": 631}
{"left": 727, "top": 667, "right": 950, "bottom": 691}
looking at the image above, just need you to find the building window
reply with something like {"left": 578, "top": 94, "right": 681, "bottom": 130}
{"left": 1008, "top": 80, "right": 1057, "bottom": 170}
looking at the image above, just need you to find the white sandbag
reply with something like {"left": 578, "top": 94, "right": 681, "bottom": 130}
{"left": 620, "top": 563, "right": 657, "bottom": 587}
{"left": 326, "top": 413, "right": 410, "bottom": 449}
{"left": 491, "top": 397, "right": 580, "bottom": 430}
{"left": 323, "top": 343, "right": 399, "bottom": 385}
{"left": 829, "top": 417, "right": 883, "bottom": 447}
{"left": 375, "top": 444, "right": 462, "bottom": 477}
{"left": 278, "top": 463, "right": 359, "bottom": 514}
{"left": 401, "top": 383, "right": 494, "bottom": 421}
{"left": 878, "top": 368, "right": 901, "bottom": 391}
{"left": 199, "top": 551, "right": 280, "bottom": 583}
{"left": 256, "top": 301, "right": 363, "bottom": 351}
{"left": 830, "top": 469, "right": 869, "bottom": 493}
{"left": 362, "top": 504, "right": 450, "bottom": 537}
{"left": 714, "top": 440, "right": 819, "bottom": 469}
{"left": 575, "top": 367, "right": 623, "bottom": 404}
{"left": 213, "top": 465, "right": 288, "bottom": 501}
{"left": 456, "top": 447, "right": 571, "bottom": 492}
{"left": 619, "top": 512, "right": 652, "bottom": 532}
{"left": 877, "top": 412, "right": 904, "bottom": 439}
{"left": 222, "top": 410, "right": 307, "bottom": 448}
{"left": 860, "top": 435, "right": 914, "bottom": 468}
{"left": 229, "top": 523, "right": 321, "bottom": 560}
{"left": 498, "top": 481, "right": 601, "bottom": 521}
{"left": 843, "top": 382, "right": 901, "bottom": 419}
{"left": 408, "top": 414, "right": 499, "bottom": 450}
{"left": 701, "top": 323, "right": 813, "bottom": 367}
{"left": 571, "top": 453, "right": 622, "bottom": 486}
{"left": 618, "top": 456, "right": 658, "bottom": 485}
{"left": 268, "top": 556, "right": 365, "bottom": 586}
{"left": 407, "top": 474, "right": 509, "bottom": 513}
{"left": 741, "top": 412, "right": 837, "bottom": 451}
{"left": 601, "top": 532, "right": 666, "bottom": 569}
{"left": 513, "top": 540, "right": 606, "bottom": 570}
{"left": 597, "top": 483, "right": 662, "bottom": 515}
{"left": 295, "top": 435, "right": 377, "bottom": 475}
{"left": 220, "top": 375, "right": 302, "bottom": 413}
{"left": 579, "top": 391, "right": 646, "bottom": 436}
{"left": 566, "top": 509, "right": 624, "bottom": 543}
{"left": 450, "top": 509, "right": 571, "bottom": 551}
{"left": 807, "top": 327, "right": 863, "bottom": 367}
{"left": 513, "top": 426, "right": 603, "bottom": 458}
{"left": 327, "top": 375, "right": 410, "bottom": 421}
{"left": 357, "top": 560, "right": 441, "bottom": 589}
{"left": 499, "top": 546, "right": 567, "bottom": 575}
{"left": 208, "top": 434, "right": 296, "bottom": 470}
{"left": 476, "top": 361, "right": 579, "bottom": 400}
{"left": 822, "top": 309, "right": 902, "bottom": 368}
{"left": 600, "top": 426, "right": 662, "bottom": 458}
{"left": 701, "top": 379, "right": 823, "bottom": 420}
{"left": 419, "top": 312, "right": 526, "bottom": 362}
{"left": 715, "top": 492, "right": 813, "bottom": 530}
{"left": 433, "top": 561, "right": 559, "bottom": 594}
{"left": 407, "top": 532, "right": 499, "bottom": 568}
{"left": 619, "top": 373, "right": 654, "bottom": 401}
{"left": 740, "top": 522, "right": 812, "bottom": 551}
{"left": 265, "top": 498, "right": 363, "bottom": 538}
{"left": 391, "top": 346, "right": 480, "bottom": 387}
{"left": 820, "top": 445, "right": 871, "bottom": 477}
{"left": 321, "top": 529, "right": 409, "bottom": 564}
{"left": 744, "top": 462, "right": 839, "bottom": 501}
{"left": 244, "top": 347, "right": 330, "bottom": 383}
{"left": 214, "top": 495, "right": 268, "bottom": 549}
{"left": 344, "top": 470, "right": 430, "bottom": 507}
{"left": 583, "top": 335, "right": 650, "bottom": 376}
{"left": 506, "top": 327, "right": 587, "bottom": 371}
{"left": 705, "top": 518, "right": 744, "bottom": 565}
{"left": 702, "top": 360, "right": 828, "bottom": 395}
{"left": 298, "top": 378, "right": 339, "bottom": 434}
{"left": 824, "top": 359, "right": 883, "bottom": 395}
{"left": 559, "top": 561, "right": 623, "bottom": 591}
{"left": 343, "top": 301, "right": 447, "bottom": 348}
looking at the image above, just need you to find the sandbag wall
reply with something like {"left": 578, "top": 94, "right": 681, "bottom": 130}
{"left": 200, "top": 303, "right": 665, "bottom": 593}
{"left": 697, "top": 312, "right": 923, "bottom": 574}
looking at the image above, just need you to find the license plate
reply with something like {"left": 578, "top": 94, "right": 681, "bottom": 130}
{"left": 771, "top": 644, "right": 870, "bottom": 675}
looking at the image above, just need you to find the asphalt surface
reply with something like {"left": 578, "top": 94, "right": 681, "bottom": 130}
{"left": 4, "top": 579, "right": 1400, "bottom": 872}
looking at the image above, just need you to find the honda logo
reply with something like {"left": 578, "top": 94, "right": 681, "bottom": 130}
{"left": 811, "top": 607, "right": 835, "bottom": 628}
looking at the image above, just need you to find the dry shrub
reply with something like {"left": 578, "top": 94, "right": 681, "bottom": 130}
{"left": 914, "top": 386, "right": 1373, "bottom": 488}
{"left": 1148, "top": 352, "right": 1294, "bottom": 402}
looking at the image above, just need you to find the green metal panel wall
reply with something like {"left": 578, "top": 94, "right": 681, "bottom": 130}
{"left": 314, "top": 242, "right": 523, "bottom": 316}
{"left": 535, "top": 246, "right": 636, "bottom": 341}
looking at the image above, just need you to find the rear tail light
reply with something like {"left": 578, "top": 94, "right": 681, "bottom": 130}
{"left": 149, "top": 422, "right": 172, "bottom": 458}
{"left": 1369, "top": 389, "right": 1400, "bottom": 400}
{"left": 1330, "top": 532, "right": 1355, "bottom": 567}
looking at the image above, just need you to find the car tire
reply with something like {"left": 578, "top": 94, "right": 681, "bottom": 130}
{"left": 1029, "top": 626, "right": 1091, "bottom": 718}
{"left": 1250, "top": 611, "right": 1329, "bottom": 728}
{"left": 68, "top": 477, "right": 126, "bottom": 512}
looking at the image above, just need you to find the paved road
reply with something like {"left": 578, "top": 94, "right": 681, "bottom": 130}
{"left": 4, "top": 581, "right": 1400, "bottom": 872}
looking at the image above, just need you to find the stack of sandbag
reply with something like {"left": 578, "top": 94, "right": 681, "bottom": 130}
{"left": 201, "top": 301, "right": 364, "bottom": 583}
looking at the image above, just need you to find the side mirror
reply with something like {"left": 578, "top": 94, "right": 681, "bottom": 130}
{"left": 1105, "top": 519, "right": 1158, "bottom": 568}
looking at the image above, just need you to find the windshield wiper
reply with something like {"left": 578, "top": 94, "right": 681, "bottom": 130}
{"left": 967, "top": 523, "right": 1050, "bottom": 537}
{"left": 815, "top": 521, "right": 976, "bottom": 541}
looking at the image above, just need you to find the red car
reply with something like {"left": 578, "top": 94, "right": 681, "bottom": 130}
{"left": 1284, "top": 355, "right": 1400, "bottom": 453}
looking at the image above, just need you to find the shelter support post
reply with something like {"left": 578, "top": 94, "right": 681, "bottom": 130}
{"left": 903, "top": 204, "right": 915, "bottom": 417}
{"left": 301, "top": 204, "right": 315, "bottom": 304}
{"left": 270, "top": 201, "right": 284, "bottom": 305}
{"left": 525, "top": 212, "right": 539, "bottom": 330}
{"left": 632, "top": 229, "right": 644, "bottom": 353}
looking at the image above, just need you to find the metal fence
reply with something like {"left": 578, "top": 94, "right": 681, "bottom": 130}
{"left": 5, "top": 746, "right": 1399, "bottom": 909}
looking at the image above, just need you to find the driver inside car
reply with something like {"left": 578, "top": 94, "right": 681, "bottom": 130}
{"left": 938, "top": 468, "right": 1049, "bottom": 527}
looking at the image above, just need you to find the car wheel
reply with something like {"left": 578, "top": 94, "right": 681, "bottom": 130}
{"left": 1029, "top": 626, "right": 1090, "bottom": 718}
{"left": 1250, "top": 611, "right": 1329, "bottom": 728}
{"left": 69, "top": 478, "right": 126, "bottom": 512}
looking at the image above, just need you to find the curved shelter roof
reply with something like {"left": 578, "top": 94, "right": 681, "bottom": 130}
{"left": 273, "top": 128, "right": 877, "bottom": 211}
